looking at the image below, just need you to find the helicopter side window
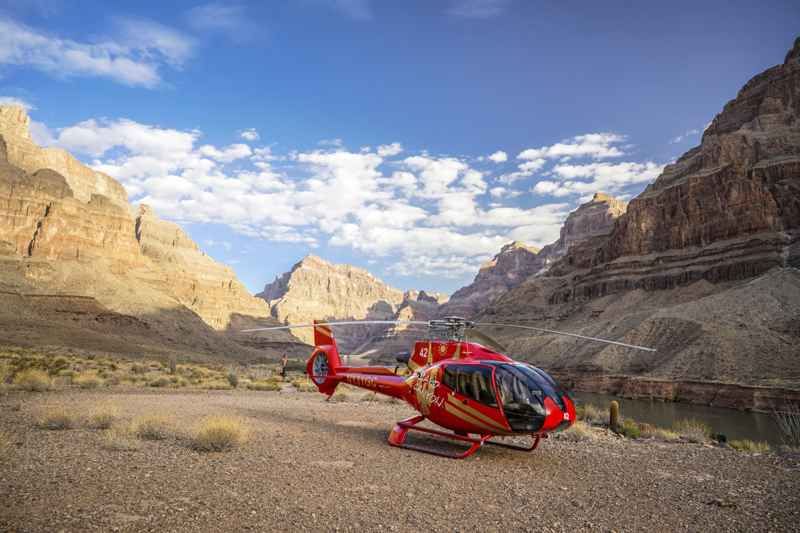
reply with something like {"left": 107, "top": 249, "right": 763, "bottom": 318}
{"left": 442, "top": 365, "right": 497, "bottom": 407}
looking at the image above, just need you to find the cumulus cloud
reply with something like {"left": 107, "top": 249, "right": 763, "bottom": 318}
{"left": 377, "top": 142, "right": 403, "bottom": 157}
{"left": 533, "top": 161, "right": 663, "bottom": 197}
{"left": 518, "top": 132, "right": 626, "bottom": 161}
{"left": 0, "top": 17, "right": 194, "bottom": 88}
{"left": 488, "top": 150, "right": 507, "bottom": 163}
{"left": 239, "top": 128, "right": 260, "bottom": 141}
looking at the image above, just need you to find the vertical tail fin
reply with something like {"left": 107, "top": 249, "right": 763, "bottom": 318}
{"left": 306, "top": 320, "right": 342, "bottom": 396}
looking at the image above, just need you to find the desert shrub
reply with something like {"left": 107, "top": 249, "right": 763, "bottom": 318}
{"left": 201, "top": 381, "right": 232, "bottom": 390}
{"left": 360, "top": 392, "right": 377, "bottom": 402}
{"left": 101, "top": 427, "right": 141, "bottom": 451}
{"left": 57, "top": 369, "right": 75, "bottom": 378}
{"left": 774, "top": 404, "right": 800, "bottom": 447}
{"left": 36, "top": 406, "right": 76, "bottom": 430}
{"left": 730, "top": 439, "right": 771, "bottom": 453}
{"left": 640, "top": 425, "right": 680, "bottom": 442}
{"left": 191, "top": 416, "right": 248, "bottom": 452}
{"left": 247, "top": 380, "right": 281, "bottom": 391}
{"left": 291, "top": 377, "right": 315, "bottom": 392}
{"left": 48, "top": 357, "right": 70, "bottom": 374}
{"left": 227, "top": 371, "right": 239, "bottom": 389}
{"left": 14, "top": 369, "right": 51, "bottom": 391}
{"left": 86, "top": 404, "right": 119, "bottom": 430}
{"left": 131, "top": 416, "right": 175, "bottom": 441}
{"left": 73, "top": 373, "right": 103, "bottom": 389}
{"left": 148, "top": 377, "right": 172, "bottom": 388}
{"left": 560, "top": 421, "right": 596, "bottom": 442}
{"left": 168, "top": 357, "right": 177, "bottom": 375}
{"left": 673, "top": 419, "right": 712, "bottom": 443}
{"left": 618, "top": 418, "right": 641, "bottom": 439}
{"left": 576, "top": 403, "right": 605, "bottom": 425}
{"left": 130, "top": 364, "right": 146, "bottom": 375}
{"left": 330, "top": 391, "right": 349, "bottom": 403}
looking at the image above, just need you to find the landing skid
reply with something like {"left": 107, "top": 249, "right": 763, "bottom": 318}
{"left": 387, "top": 415, "right": 541, "bottom": 459}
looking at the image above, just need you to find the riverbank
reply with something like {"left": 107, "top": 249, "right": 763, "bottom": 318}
{"left": 552, "top": 372, "right": 800, "bottom": 412}
{"left": 2, "top": 388, "right": 800, "bottom": 532}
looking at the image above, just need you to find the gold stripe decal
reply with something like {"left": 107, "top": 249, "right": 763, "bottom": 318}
{"left": 443, "top": 402, "right": 496, "bottom": 433}
{"left": 446, "top": 396, "right": 508, "bottom": 432}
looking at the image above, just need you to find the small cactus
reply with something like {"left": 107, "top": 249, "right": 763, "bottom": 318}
{"left": 610, "top": 400, "right": 620, "bottom": 432}
{"left": 226, "top": 370, "right": 239, "bottom": 388}
{"left": 168, "top": 356, "right": 177, "bottom": 375}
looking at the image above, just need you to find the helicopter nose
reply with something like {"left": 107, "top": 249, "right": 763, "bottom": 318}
{"left": 540, "top": 397, "right": 564, "bottom": 432}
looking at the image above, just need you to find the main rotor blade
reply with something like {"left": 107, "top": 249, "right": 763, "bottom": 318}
{"left": 240, "top": 319, "right": 429, "bottom": 333}
{"left": 464, "top": 326, "right": 507, "bottom": 353}
{"left": 474, "top": 322, "right": 656, "bottom": 352}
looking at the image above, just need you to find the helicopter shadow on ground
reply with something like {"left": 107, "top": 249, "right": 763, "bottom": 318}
{"left": 231, "top": 402, "right": 532, "bottom": 460}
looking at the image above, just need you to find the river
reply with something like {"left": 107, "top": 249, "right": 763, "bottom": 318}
{"left": 572, "top": 391, "right": 785, "bottom": 445}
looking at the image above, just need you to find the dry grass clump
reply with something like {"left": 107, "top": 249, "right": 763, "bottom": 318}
{"left": 86, "top": 404, "right": 120, "bottom": 430}
{"left": 576, "top": 403, "right": 605, "bottom": 425}
{"left": 360, "top": 392, "right": 377, "bottom": 402}
{"left": 14, "top": 369, "right": 51, "bottom": 391}
{"left": 618, "top": 418, "right": 642, "bottom": 439}
{"left": 729, "top": 439, "right": 771, "bottom": 453}
{"left": 639, "top": 424, "right": 680, "bottom": 442}
{"left": 148, "top": 376, "right": 172, "bottom": 388}
{"left": 36, "top": 406, "right": 76, "bottom": 430}
{"left": 101, "top": 427, "right": 141, "bottom": 451}
{"left": 247, "top": 380, "right": 281, "bottom": 391}
{"left": 200, "top": 380, "right": 233, "bottom": 390}
{"left": 131, "top": 415, "right": 175, "bottom": 441}
{"left": 774, "top": 404, "right": 800, "bottom": 447}
{"left": 673, "top": 419, "right": 711, "bottom": 443}
{"left": 560, "top": 421, "right": 596, "bottom": 442}
{"left": 191, "top": 416, "right": 248, "bottom": 452}
{"left": 291, "top": 377, "right": 317, "bottom": 392}
{"left": 329, "top": 391, "right": 349, "bottom": 403}
{"left": 73, "top": 372, "right": 103, "bottom": 389}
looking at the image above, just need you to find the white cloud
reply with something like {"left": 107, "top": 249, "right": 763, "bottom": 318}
{"left": 376, "top": 142, "right": 403, "bottom": 157}
{"left": 447, "top": 0, "right": 511, "bottom": 18}
{"left": 488, "top": 150, "right": 507, "bottom": 163}
{"left": 40, "top": 114, "right": 663, "bottom": 283}
{"left": 518, "top": 133, "right": 626, "bottom": 161}
{"left": 199, "top": 143, "right": 252, "bottom": 163}
{"left": 0, "top": 96, "right": 35, "bottom": 110}
{"left": 0, "top": 17, "right": 193, "bottom": 88}
{"left": 533, "top": 161, "right": 664, "bottom": 197}
{"left": 239, "top": 128, "right": 260, "bottom": 142}
{"left": 498, "top": 157, "right": 545, "bottom": 184}
{"left": 186, "top": 3, "right": 257, "bottom": 42}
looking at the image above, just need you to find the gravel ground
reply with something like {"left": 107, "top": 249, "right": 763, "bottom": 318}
{"left": 1, "top": 388, "right": 799, "bottom": 532}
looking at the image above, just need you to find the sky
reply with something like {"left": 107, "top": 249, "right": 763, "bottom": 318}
{"left": 0, "top": 0, "right": 798, "bottom": 295}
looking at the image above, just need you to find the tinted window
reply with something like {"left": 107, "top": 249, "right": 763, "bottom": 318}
{"left": 442, "top": 365, "right": 497, "bottom": 407}
{"left": 494, "top": 365, "right": 546, "bottom": 432}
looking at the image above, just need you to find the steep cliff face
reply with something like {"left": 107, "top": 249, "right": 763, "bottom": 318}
{"left": 441, "top": 193, "right": 626, "bottom": 318}
{"left": 478, "top": 39, "right": 800, "bottom": 402}
{"left": 0, "top": 105, "right": 301, "bottom": 361}
{"left": 259, "top": 255, "right": 407, "bottom": 349}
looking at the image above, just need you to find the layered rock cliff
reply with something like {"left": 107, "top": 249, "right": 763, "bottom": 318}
{"left": 258, "top": 255, "right": 449, "bottom": 352}
{"left": 477, "top": 38, "right": 800, "bottom": 407}
{"left": 0, "top": 105, "right": 304, "bottom": 361}
{"left": 441, "top": 193, "right": 626, "bottom": 317}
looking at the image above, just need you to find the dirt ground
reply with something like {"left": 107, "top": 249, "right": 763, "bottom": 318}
{"left": 1, "top": 388, "right": 799, "bottom": 532}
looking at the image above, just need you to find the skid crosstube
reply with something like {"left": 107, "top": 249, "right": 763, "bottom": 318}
{"left": 387, "top": 415, "right": 542, "bottom": 459}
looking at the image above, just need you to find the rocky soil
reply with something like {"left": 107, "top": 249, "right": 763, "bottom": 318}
{"left": 2, "top": 389, "right": 799, "bottom": 532}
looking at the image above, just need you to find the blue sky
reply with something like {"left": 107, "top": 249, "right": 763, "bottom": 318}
{"left": 1, "top": 0, "right": 798, "bottom": 294}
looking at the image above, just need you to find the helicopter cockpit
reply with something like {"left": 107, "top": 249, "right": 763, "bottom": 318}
{"left": 441, "top": 361, "right": 570, "bottom": 432}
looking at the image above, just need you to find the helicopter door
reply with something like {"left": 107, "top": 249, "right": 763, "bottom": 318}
{"left": 442, "top": 364, "right": 498, "bottom": 407}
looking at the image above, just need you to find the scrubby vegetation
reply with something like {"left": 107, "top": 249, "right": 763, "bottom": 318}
{"left": 729, "top": 439, "right": 771, "bottom": 453}
{"left": 560, "top": 421, "right": 596, "bottom": 442}
{"left": 575, "top": 403, "right": 605, "bottom": 425}
{"left": 73, "top": 372, "right": 103, "bottom": 389}
{"left": 774, "top": 404, "right": 800, "bottom": 447}
{"left": 226, "top": 370, "right": 239, "bottom": 389}
{"left": 86, "top": 404, "right": 119, "bottom": 430}
{"left": 330, "top": 391, "right": 349, "bottom": 403}
{"left": 247, "top": 380, "right": 281, "bottom": 391}
{"left": 191, "top": 416, "right": 248, "bottom": 452}
{"left": 131, "top": 416, "right": 175, "bottom": 441}
{"left": 36, "top": 406, "right": 76, "bottom": 430}
{"left": 13, "top": 369, "right": 51, "bottom": 391}
{"left": 291, "top": 377, "right": 316, "bottom": 392}
{"left": 673, "top": 419, "right": 711, "bottom": 443}
{"left": 101, "top": 427, "right": 141, "bottom": 451}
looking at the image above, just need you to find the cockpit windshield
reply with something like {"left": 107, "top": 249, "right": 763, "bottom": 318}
{"left": 493, "top": 363, "right": 566, "bottom": 432}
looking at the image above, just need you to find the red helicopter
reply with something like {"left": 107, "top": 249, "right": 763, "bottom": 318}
{"left": 243, "top": 317, "right": 654, "bottom": 459}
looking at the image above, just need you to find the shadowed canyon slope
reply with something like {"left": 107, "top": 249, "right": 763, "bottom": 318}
{"left": 0, "top": 106, "right": 306, "bottom": 361}
{"left": 477, "top": 39, "right": 800, "bottom": 408}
